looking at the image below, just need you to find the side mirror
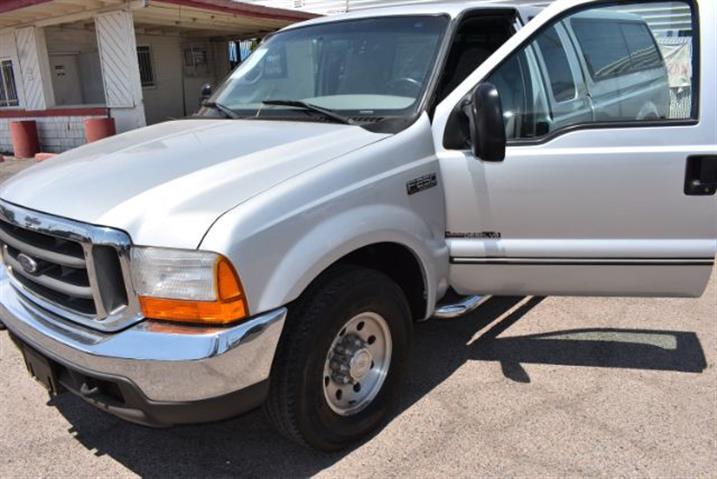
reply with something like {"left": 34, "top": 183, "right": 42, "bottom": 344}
{"left": 462, "top": 82, "right": 506, "bottom": 162}
{"left": 200, "top": 83, "right": 213, "bottom": 105}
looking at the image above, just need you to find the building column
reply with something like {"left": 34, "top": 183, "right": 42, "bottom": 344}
{"left": 95, "top": 10, "right": 146, "bottom": 133}
{"left": 14, "top": 27, "right": 55, "bottom": 110}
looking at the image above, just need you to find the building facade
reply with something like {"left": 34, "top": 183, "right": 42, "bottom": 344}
{"left": 0, "top": 0, "right": 314, "bottom": 154}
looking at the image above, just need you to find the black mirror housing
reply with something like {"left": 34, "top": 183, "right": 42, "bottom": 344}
{"left": 462, "top": 82, "right": 506, "bottom": 162}
{"left": 200, "top": 83, "right": 213, "bottom": 104}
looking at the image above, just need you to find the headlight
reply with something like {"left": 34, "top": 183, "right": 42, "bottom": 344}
{"left": 130, "top": 247, "right": 248, "bottom": 325}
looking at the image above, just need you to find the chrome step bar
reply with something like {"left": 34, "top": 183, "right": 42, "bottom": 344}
{"left": 433, "top": 295, "right": 489, "bottom": 319}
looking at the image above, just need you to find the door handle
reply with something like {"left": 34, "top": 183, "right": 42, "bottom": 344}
{"left": 685, "top": 156, "right": 717, "bottom": 196}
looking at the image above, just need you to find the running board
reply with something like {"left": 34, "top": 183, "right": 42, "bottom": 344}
{"left": 433, "top": 295, "right": 489, "bottom": 319}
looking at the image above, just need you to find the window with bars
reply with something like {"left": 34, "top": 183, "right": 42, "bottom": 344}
{"left": 184, "top": 47, "right": 208, "bottom": 68}
{"left": 136, "top": 46, "right": 155, "bottom": 88}
{"left": 0, "top": 60, "right": 19, "bottom": 107}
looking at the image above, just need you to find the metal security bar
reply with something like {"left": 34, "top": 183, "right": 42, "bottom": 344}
{"left": 137, "top": 46, "right": 155, "bottom": 88}
{"left": 0, "top": 60, "right": 19, "bottom": 107}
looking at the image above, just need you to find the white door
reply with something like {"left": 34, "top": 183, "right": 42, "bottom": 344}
{"left": 50, "top": 54, "right": 83, "bottom": 105}
{"left": 434, "top": 0, "right": 716, "bottom": 297}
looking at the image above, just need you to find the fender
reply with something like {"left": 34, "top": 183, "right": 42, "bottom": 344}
{"left": 204, "top": 201, "right": 449, "bottom": 320}
{"left": 258, "top": 204, "right": 448, "bottom": 319}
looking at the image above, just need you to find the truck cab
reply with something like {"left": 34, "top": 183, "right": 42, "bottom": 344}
{"left": 1, "top": 0, "right": 715, "bottom": 451}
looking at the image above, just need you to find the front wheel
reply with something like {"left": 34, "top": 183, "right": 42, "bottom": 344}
{"left": 264, "top": 265, "right": 413, "bottom": 451}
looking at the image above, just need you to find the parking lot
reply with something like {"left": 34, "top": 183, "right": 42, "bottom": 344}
{"left": 0, "top": 157, "right": 715, "bottom": 478}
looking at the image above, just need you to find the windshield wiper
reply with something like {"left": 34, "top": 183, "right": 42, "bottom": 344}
{"left": 262, "top": 100, "right": 355, "bottom": 125}
{"left": 202, "top": 101, "right": 240, "bottom": 119}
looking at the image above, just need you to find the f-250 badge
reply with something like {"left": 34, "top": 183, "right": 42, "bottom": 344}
{"left": 406, "top": 173, "right": 437, "bottom": 195}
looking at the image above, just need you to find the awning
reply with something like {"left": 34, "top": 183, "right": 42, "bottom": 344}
{"left": 0, "top": 0, "right": 318, "bottom": 36}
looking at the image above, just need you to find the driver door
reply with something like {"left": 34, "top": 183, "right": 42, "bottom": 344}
{"left": 434, "top": 0, "right": 716, "bottom": 297}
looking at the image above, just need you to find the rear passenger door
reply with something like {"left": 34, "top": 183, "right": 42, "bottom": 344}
{"left": 435, "top": 0, "right": 717, "bottom": 298}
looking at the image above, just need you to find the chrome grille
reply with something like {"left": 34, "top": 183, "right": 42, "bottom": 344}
{"left": 0, "top": 200, "right": 142, "bottom": 332}
{"left": 1, "top": 222, "right": 96, "bottom": 315}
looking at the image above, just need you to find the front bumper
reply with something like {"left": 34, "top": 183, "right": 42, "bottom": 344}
{"left": 0, "top": 268, "right": 286, "bottom": 426}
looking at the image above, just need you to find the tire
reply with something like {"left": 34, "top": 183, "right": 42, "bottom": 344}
{"left": 264, "top": 265, "right": 413, "bottom": 451}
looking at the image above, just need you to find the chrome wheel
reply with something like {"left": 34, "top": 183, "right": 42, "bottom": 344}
{"left": 323, "top": 312, "right": 392, "bottom": 416}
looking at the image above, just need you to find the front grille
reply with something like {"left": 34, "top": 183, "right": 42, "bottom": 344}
{"left": 0, "top": 200, "right": 142, "bottom": 332}
{"left": 1, "top": 221, "right": 97, "bottom": 316}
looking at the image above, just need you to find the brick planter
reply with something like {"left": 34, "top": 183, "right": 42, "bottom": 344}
{"left": 84, "top": 117, "right": 116, "bottom": 143}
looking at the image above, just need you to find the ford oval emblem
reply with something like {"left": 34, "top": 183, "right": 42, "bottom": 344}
{"left": 17, "top": 253, "right": 39, "bottom": 275}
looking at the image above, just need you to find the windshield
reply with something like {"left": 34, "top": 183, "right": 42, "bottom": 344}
{"left": 211, "top": 16, "right": 448, "bottom": 122}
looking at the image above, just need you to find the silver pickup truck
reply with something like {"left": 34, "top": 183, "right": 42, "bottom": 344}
{"left": 1, "top": 0, "right": 715, "bottom": 451}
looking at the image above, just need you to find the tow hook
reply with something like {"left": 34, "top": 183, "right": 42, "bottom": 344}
{"left": 79, "top": 382, "right": 100, "bottom": 398}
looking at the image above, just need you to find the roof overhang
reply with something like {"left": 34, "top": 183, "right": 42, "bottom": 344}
{"left": 0, "top": 0, "right": 317, "bottom": 37}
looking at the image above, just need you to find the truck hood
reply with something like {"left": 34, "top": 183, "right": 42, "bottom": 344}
{"left": 0, "top": 119, "right": 387, "bottom": 249}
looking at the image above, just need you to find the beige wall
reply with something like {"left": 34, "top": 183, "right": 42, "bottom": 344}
{"left": 133, "top": 36, "right": 232, "bottom": 125}
{"left": 136, "top": 34, "right": 184, "bottom": 125}
{"left": 180, "top": 40, "right": 234, "bottom": 116}
{"left": 44, "top": 27, "right": 104, "bottom": 105}
{"left": 182, "top": 40, "right": 215, "bottom": 116}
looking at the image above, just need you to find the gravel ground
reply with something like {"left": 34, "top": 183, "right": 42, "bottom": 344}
{"left": 0, "top": 158, "right": 715, "bottom": 478}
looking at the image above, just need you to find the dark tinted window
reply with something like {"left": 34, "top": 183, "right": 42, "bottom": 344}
{"left": 571, "top": 19, "right": 632, "bottom": 80}
{"left": 535, "top": 26, "right": 576, "bottom": 102}
{"left": 621, "top": 22, "right": 662, "bottom": 72}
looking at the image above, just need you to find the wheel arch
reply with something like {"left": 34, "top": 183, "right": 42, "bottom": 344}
{"left": 318, "top": 242, "right": 429, "bottom": 321}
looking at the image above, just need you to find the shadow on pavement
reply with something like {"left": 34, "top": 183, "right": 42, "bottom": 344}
{"left": 52, "top": 296, "right": 706, "bottom": 477}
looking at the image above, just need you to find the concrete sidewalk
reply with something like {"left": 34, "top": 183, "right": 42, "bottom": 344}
{"left": 0, "top": 156, "right": 37, "bottom": 182}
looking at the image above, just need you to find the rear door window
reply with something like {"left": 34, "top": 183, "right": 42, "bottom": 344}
{"left": 535, "top": 25, "right": 577, "bottom": 102}
{"left": 571, "top": 18, "right": 632, "bottom": 80}
{"left": 621, "top": 22, "right": 662, "bottom": 72}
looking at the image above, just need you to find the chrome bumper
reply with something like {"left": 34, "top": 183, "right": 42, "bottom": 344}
{"left": 0, "top": 268, "right": 286, "bottom": 404}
